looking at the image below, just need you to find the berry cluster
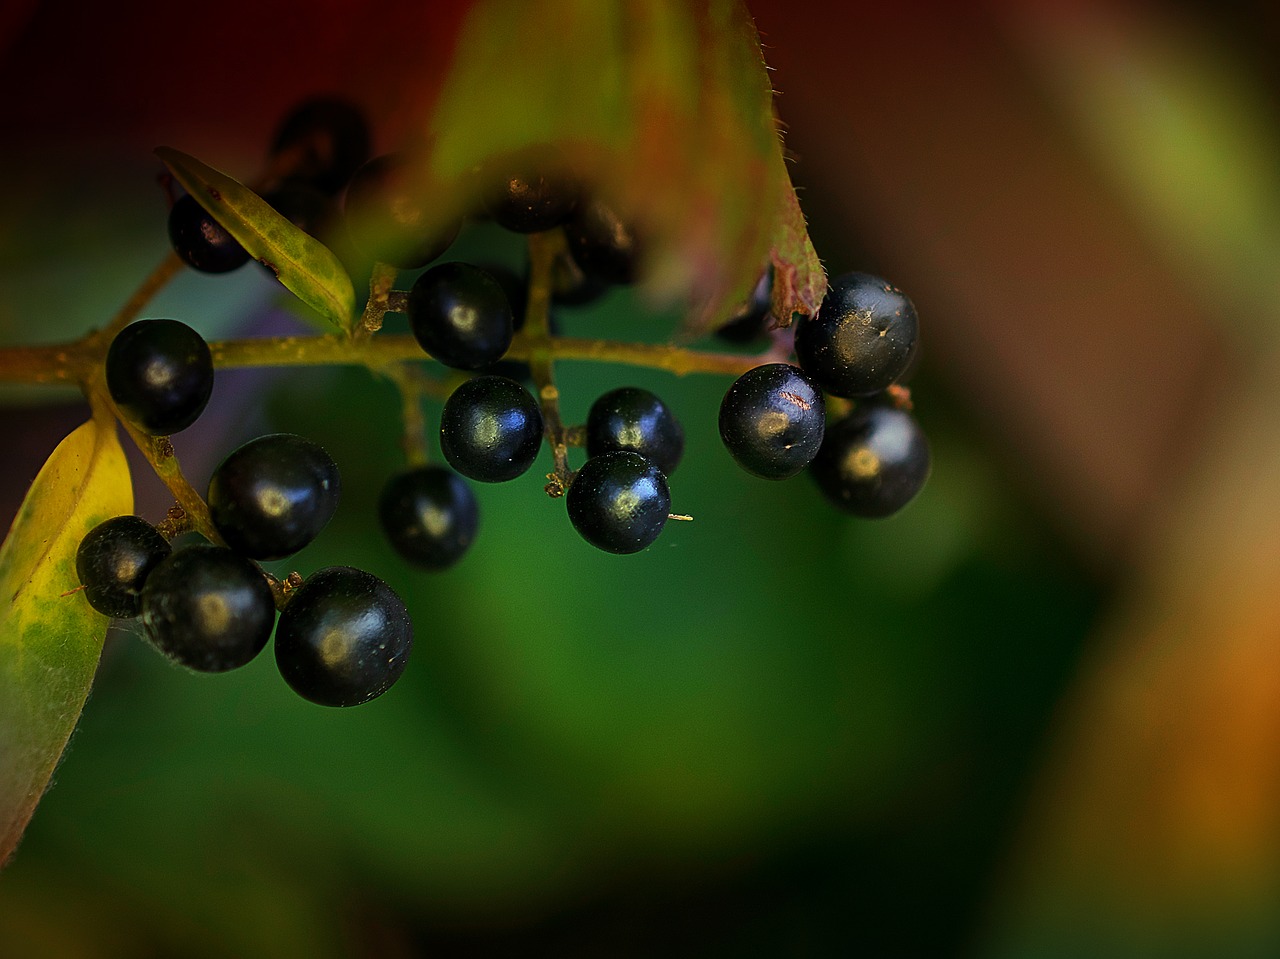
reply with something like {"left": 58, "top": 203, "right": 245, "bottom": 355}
{"left": 74, "top": 95, "right": 931, "bottom": 711}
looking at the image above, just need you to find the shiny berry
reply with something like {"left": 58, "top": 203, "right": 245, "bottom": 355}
{"left": 378, "top": 466, "right": 479, "bottom": 570}
{"left": 140, "top": 545, "right": 276, "bottom": 672}
{"left": 809, "top": 404, "right": 930, "bottom": 517}
{"left": 718, "top": 363, "right": 825, "bottom": 480}
{"left": 343, "top": 154, "right": 460, "bottom": 269}
{"left": 439, "top": 375, "right": 544, "bottom": 483}
{"left": 567, "top": 451, "right": 670, "bottom": 554}
{"left": 106, "top": 318, "right": 214, "bottom": 435}
{"left": 586, "top": 387, "right": 684, "bottom": 475}
{"left": 408, "top": 263, "right": 514, "bottom": 370}
{"left": 75, "top": 515, "right": 172, "bottom": 619}
{"left": 207, "top": 433, "right": 341, "bottom": 560}
{"left": 167, "top": 194, "right": 250, "bottom": 274}
{"left": 562, "top": 200, "right": 639, "bottom": 285}
{"left": 486, "top": 171, "right": 579, "bottom": 233}
{"left": 275, "top": 566, "right": 413, "bottom": 708}
{"left": 269, "top": 96, "right": 371, "bottom": 195}
{"left": 794, "top": 272, "right": 919, "bottom": 398}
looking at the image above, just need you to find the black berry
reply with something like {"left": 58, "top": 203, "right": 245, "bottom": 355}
{"left": 567, "top": 451, "right": 671, "bottom": 554}
{"left": 586, "top": 387, "right": 684, "bottom": 475}
{"left": 378, "top": 466, "right": 479, "bottom": 570}
{"left": 809, "top": 404, "right": 930, "bottom": 518}
{"left": 716, "top": 267, "right": 773, "bottom": 344}
{"left": 486, "top": 171, "right": 579, "bottom": 233}
{"left": 167, "top": 193, "right": 250, "bottom": 274}
{"left": 75, "top": 515, "right": 171, "bottom": 619}
{"left": 343, "top": 154, "right": 460, "bottom": 269}
{"left": 269, "top": 96, "right": 371, "bottom": 195}
{"left": 106, "top": 318, "right": 214, "bottom": 435}
{"left": 207, "top": 433, "right": 341, "bottom": 560}
{"left": 719, "top": 363, "right": 825, "bottom": 480}
{"left": 439, "top": 375, "right": 544, "bottom": 483}
{"left": 140, "top": 545, "right": 276, "bottom": 672}
{"left": 408, "top": 263, "right": 514, "bottom": 370}
{"left": 275, "top": 566, "right": 413, "bottom": 708}
{"left": 794, "top": 272, "right": 919, "bottom": 398}
{"left": 562, "top": 200, "right": 639, "bottom": 285}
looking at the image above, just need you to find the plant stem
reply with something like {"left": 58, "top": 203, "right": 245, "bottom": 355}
{"left": 525, "top": 232, "right": 573, "bottom": 493}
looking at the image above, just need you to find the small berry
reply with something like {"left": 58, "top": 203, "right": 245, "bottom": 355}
{"left": 140, "top": 545, "right": 276, "bottom": 672}
{"left": 809, "top": 404, "right": 930, "bottom": 517}
{"left": 408, "top": 263, "right": 514, "bottom": 370}
{"left": 207, "top": 433, "right": 341, "bottom": 560}
{"left": 715, "top": 267, "right": 773, "bottom": 344}
{"left": 568, "top": 451, "right": 670, "bottom": 554}
{"left": 586, "top": 387, "right": 684, "bottom": 475}
{"left": 167, "top": 194, "right": 250, "bottom": 274}
{"left": 486, "top": 171, "right": 579, "bottom": 233}
{"left": 562, "top": 200, "right": 639, "bottom": 285}
{"left": 275, "top": 566, "right": 413, "bottom": 708}
{"left": 269, "top": 96, "right": 371, "bottom": 195}
{"left": 794, "top": 272, "right": 919, "bottom": 398}
{"left": 76, "top": 515, "right": 171, "bottom": 619}
{"left": 719, "top": 363, "right": 825, "bottom": 480}
{"left": 439, "top": 375, "right": 544, "bottom": 483}
{"left": 378, "top": 466, "right": 479, "bottom": 570}
{"left": 343, "top": 154, "right": 460, "bottom": 269}
{"left": 106, "top": 318, "right": 214, "bottom": 435}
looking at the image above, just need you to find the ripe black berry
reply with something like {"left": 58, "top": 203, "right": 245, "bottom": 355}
{"left": 567, "top": 451, "right": 670, "bottom": 554}
{"left": 207, "top": 433, "right": 341, "bottom": 560}
{"left": 275, "top": 566, "right": 413, "bottom": 708}
{"left": 269, "top": 96, "right": 371, "bottom": 195}
{"left": 562, "top": 200, "right": 639, "bottom": 285}
{"left": 167, "top": 194, "right": 250, "bottom": 274}
{"left": 75, "top": 515, "right": 171, "bottom": 619}
{"left": 794, "top": 272, "right": 919, "bottom": 398}
{"left": 586, "top": 387, "right": 684, "bottom": 475}
{"left": 716, "top": 267, "right": 773, "bottom": 344}
{"left": 719, "top": 363, "right": 825, "bottom": 480}
{"left": 408, "top": 263, "right": 514, "bottom": 370}
{"left": 343, "top": 154, "right": 460, "bottom": 269}
{"left": 106, "top": 318, "right": 214, "bottom": 435}
{"left": 140, "top": 545, "right": 276, "bottom": 672}
{"left": 485, "top": 171, "right": 579, "bottom": 234}
{"left": 809, "top": 404, "right": 930, "bottom": 518}
{"left": 378, "top": 466, "right": 479, "bottom": 570}
{"left": 439, "top": 375, "right": 544, "bottom": 483}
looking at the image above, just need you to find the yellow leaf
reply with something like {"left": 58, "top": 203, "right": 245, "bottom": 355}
{"left": 0, "top": 418, "right": 132, "bottom": 865}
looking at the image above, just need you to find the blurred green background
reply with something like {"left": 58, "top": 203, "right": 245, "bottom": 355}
{"left": 4, "top": 1, "right": 1280, "bottom": 956}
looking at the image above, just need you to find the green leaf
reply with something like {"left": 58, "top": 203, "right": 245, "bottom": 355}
{"left": 155, "top": 148, "right": 357, "bottom": 333}
{"left": 392, "top": 0, "right": 825, "bottom": 334}
{"left": 0, "top": 418, "right": 132, "bottom": 865}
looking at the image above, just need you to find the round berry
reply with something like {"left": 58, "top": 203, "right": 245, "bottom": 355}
{"left": 167, "top": 193, "right": 250, "bottom": 274}
{"left": 439, "top": 375, "right": 544, "bottom": 483}
{"left": 106, "top": 318, "right": 214, "bottom": 435}
{"left": 140, "top": 545, "right": 276, "bottom": 672}
{"left": 207, "top": 433, "right": 341, "bottom": 560}
{"left": 485, "top": 171, "right": 579, "bottom": 233}
{"left": 343, "top": 154, "right": 460, "bottom": 269}
{"left": 562, "top": 200, "right": 639, "bottom": 285}
{"left": 568, "top": 452, "right": 670, "bottom": 554}
{"left": 269, "top": 96, "right": 371, "bottom": 195}
{"left": 76, "top": 515, "right": 171, "bottom": 619}
{"left": 586, "top": 387, "right": 684, "bottom": 475}
{"left": 809, "top": 404, "right": 930, "bottom": 518}
{"left": 275, "top": 566, "right": 413, "bottom": 708}
{"left": 716, "top": 267, "right": 773, "bottom": 344}
{"left": 408, "top": 263, "right": 514, "bottom": 370}
{"left": 794, "top": 272, "right": 919, "bottom": 398}
{"left": 718, "top": 363, "right": 826, "bottom": 480}
{"left": 378, "top": 466, "right": 479, "bottom": 570}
